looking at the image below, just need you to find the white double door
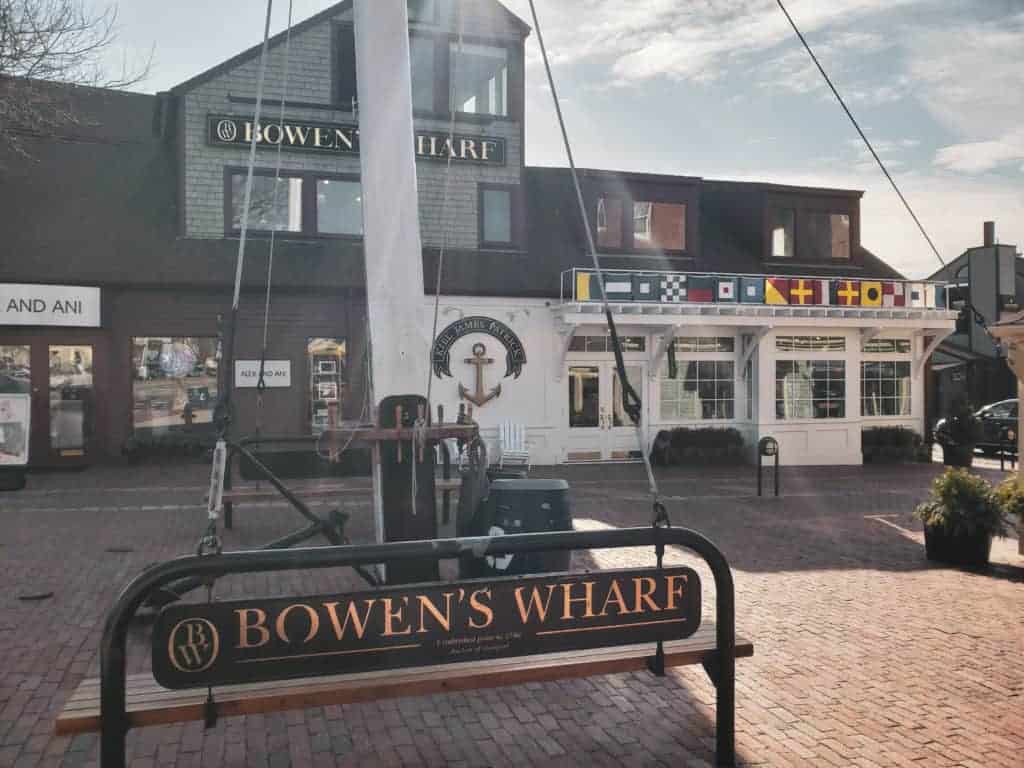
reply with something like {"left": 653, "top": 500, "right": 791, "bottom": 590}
{"left": 565, "top": 361, "right": 646, "bottom": 462}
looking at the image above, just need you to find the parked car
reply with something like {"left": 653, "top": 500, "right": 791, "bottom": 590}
{"left": 935, "top": 399, "right": 1018, "bottom": 456}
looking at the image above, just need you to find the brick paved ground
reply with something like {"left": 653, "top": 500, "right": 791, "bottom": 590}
{"left": 1, "top": 459, "right": 1021, "bottom": 767}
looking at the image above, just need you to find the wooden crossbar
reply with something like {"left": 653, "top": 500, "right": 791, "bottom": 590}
{"left": 219, "top": 478, "right": 460, "bottom": 504}
{"left": 56, "top": 626, "right": 752, "bottom": 735}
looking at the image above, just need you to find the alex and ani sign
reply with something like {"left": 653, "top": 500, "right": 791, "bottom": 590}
{"left": 208, "top": 114, "right": 506, "bottom": 165}
{"left": 152, "top": 567, "right": 700, "bottom": 688}
{"left": 0, "top": 284, "right": 100, "bottom": 327}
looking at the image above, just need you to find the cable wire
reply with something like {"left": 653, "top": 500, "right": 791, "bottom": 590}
{"left": 525, "top": 0, "right": 660, "bottom": 503}
{"left": 775, "top": 0, "right": 946, "bottom": 268}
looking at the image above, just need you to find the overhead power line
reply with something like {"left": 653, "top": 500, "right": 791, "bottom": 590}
{"left": 775, "top": 0, "right": 947, "bottom": 268}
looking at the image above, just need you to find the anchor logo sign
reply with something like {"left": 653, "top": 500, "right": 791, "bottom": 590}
{"left": 459, "top": 343, "right": 502, "bottom": 407}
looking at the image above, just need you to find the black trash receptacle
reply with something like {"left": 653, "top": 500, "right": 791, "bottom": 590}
{"left": 461, "top": 478, "right": 572, "bottom": 578}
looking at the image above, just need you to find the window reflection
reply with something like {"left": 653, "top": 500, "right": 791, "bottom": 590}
{"left": 451, "top": 43, "right": 507, "bottom": 116}
{"left": 132, "top": 338, "right": 218, "bottom": 438}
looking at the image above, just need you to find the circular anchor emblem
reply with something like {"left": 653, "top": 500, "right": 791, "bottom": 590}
{"left": 215, "top": 119, "right": 238, "bottom": 142}
{"left": 168, "top": 617, "right": 220, "bottom": 674}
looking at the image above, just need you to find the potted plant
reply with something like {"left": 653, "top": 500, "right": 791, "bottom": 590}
{"left": 913, "top": 468, "right": 1008, "bottom": 567}
{"left": 934, "top": 400, "right": 982, "bottom": 467}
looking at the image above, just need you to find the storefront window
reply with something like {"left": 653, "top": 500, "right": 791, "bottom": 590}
{"left": 0, "top": 346, "right": 30, "bottom": 394}
{"left": 451, "top": 43, "right": 507, "bottom": 116}
{"left": 674, "top": 337, "right": 735, "bottom": 353}
{"left": 316, "top": 179, "right": 363, "bottom": 235}
{"left": 308, "top": 338, "right": 346, "bottom": 434}
{"left": 863, "top": 338, "right": 911, "bottom": 353}
{"left": 775, "top": 360, "right": 845, "bottom": 419}
{"left": 776, "top": 335, "right": 845, "bottom": 352}
{"left": 50, "top": 345, "right": 94, "bottom": 454}
{"left": 861, "top": 361, "right": 911, "bottom": 416}
{"left": 132, "top": 338, "right": 218, "bottom": 438}
{"left": 568, "top": 335, "right": 646, "bottom": 352}
{"left": 660, "top": 361, "right": 735, "bottom": 420}
{"left": 229, "top": 174, "right": 302, "bottom": 232}
{"left": 0, "top": 346, "right": 31, "bottom": 465}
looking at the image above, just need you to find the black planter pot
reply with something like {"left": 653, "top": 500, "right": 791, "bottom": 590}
{"left": 923, "top": 524, "right": 992, "bottom": 567}
{"left": 942, "top": 445, "right": 975, "bottom": 467}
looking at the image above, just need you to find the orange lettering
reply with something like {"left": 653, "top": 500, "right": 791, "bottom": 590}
{"left": 382, "top": 597, "right": 413, "bottom": 636}
{"left": 633, "top": 577, "right": 661, "bottom": 613}
{"left": 598, "top": 579, "right": 632, "bottom": 617}
{"left": 514, "top": 585, "right": 557, "bottom": 623}
{"left": 665, "top": 575, "right": 687, "bottom": 610}
{"left": 561, "top": 581, "right": 596, "bottom": 620}
{"left": 274, "top": 603, "right": 319, "bottom": 644}
{"left": 236, "top": 608, "right": 270, "bottom": 649}
{"left": 324, "top": 600, "right": 376, "bottom": 640}
{"left": 416, "top": 593, "right": 454, "bottom": 633}
{"left": 468, "top": 588, "right": 493, "bottom": 629}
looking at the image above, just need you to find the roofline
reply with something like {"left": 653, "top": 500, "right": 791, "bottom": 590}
{"left": 170, "top": 0, "right": 530, "bottom": 96}
{"left": 703, "top": 178, "right": 864, "bottom": 198}
{"left": 526, "top": 165, "right": 703, "bottom": 184}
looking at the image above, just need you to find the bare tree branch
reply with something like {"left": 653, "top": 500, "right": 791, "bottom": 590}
{"left": 0, "top": 0, "right": 152, "bottom": 159}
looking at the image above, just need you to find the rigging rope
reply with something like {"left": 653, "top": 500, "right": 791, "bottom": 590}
{"left": 256, "top": 0, "right": 296, "bottom": 429}
{"left": 525, "top": 0, "right": 661, "bottom": 508}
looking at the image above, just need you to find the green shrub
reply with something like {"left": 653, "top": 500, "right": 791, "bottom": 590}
{"left": 862, "top": 427, "right": 922, "bottom": 463}
{"left": 913, "top": 468, "right": 1008, "bottom": 537}
{"left": 993, "top": 477, "right": 1024, "bottom": 521}
{"left": 651, "top": 428, "right": 745, "bottom": 465}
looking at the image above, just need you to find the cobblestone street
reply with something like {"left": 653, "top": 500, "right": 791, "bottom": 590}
{"left": 1, "top": 461, "right": 1021, "bottom": 767}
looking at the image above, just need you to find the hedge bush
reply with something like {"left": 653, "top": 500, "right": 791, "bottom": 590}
{"left": 650, "top": 427, "right": 745, "bottom": 466}
{"left": 862, "top": 426, "right": 923, "bottom": 463}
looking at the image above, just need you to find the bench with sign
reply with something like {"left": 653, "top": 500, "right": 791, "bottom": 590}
{"left": 55, "top": 528, "right": 752, "bottom": 767}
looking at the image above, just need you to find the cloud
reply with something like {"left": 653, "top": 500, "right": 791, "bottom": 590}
{"left": 934, "top": 129, "right": 1024, "bottom": 174}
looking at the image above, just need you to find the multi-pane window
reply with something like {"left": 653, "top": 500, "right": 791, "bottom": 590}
{"left": 309, "top": 338, "right": 346, "bottom": 434}
{"left": 805, "top": 212, "right": 850, "bottom": 259}
{"left": 776, "top": 335, "right": 845, "bottom": 352}
{"left": 568, "top": 336, "right": 646, "bottom": 352}
{"left": 775, "top": 361, "right": 846, "bottom": 419}
{"left": 660, "top": 361, "right": 735, "bottom": 420}
{"left": 132, "top": 338, "right": 218, "bottom": 437}
{"left": 863, "top": 338, "right": 911, "bottom": 353}
{"left": 771, "top": 208, "right": 794, "bottom": 258}
{"left": 632, "top": 201, "right": 685, "bottom": 251}
{"left": 861, "top": 361, "right": 911, "bottom": 416}
{"left": 451, "top": 43, "right": 507, "bottom": 116}
{"left": 480, "top": 186, "right": 513, "bottom": 245}
{"left": 674, "top": 337, "right": 735, "bottom": 353}
{"left": 409, "top": 36, "right": 436, "bottom": 111}
{"left": 230, "top": 175, "right": 302, "bottom": 232}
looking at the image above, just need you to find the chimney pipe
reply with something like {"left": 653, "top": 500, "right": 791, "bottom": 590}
{"left": 983, "top": 221, "right": 996, "bottom": 247}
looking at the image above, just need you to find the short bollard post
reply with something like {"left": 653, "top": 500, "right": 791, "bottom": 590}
{"left": 1001, "top": 427, "right": 1016, "bottom": 471}
{"left": 757, "top": 437, "right": 779, "bottom": 498}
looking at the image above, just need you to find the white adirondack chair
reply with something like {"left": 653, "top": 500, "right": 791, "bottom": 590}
{"left": 497, "top": 422, "right": 530, "bottom": 470}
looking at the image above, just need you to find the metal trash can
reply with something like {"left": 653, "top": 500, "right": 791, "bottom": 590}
{"left": 460, "top": 478, "right": 572, "bottom": 578}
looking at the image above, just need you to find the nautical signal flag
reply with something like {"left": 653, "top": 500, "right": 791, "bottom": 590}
{"left": 632, "top": 274, "right": 658, "bottom": 302}
{"left": 575, "top": 272, "right": 597, "bottom": 301}
{"left": 717, "top": 277, "right": 737, "bottom": 302}
{"left": 687, "top": 276, "right": 715, "bottom": 302}
{"left": 739, "top": 277, "right": 764, "bottom": 303}
{"left": 660, "top": 274, "right": 687, "bottom": 303}
{"left": 832, "top": 280, "right": 860, "bottom": 306}
{"left": 765, "top": 277, "right": 790, "bottom": 305}
{"left": 603, "top": 276, "right": 634, "bottom": 301}
{"left": 908, "top": 283, "right": 925, "bottom": 307}
{"left": 788, "top": 278, "right": 825, "bottom": 305}
{"left": 861, "top": 281, "right": 883, "bottom": 307}
{"left": 882, "top": 282, "right": 905, "bottom": 307}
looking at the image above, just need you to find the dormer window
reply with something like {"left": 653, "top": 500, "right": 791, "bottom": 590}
{"left": 806, "top": 212, "right": 850, "bottom": 259}
{"left": 771, "top": 208, "right": 794, "bottom": 258}
{"left": 595, "top": 195, "right": 686, "bottom": 252}
{"left": 451, "top": 43, "right": 508, "bottom": 116}
{"left": 767, "top": 204, "right": 852, "bottom": 261}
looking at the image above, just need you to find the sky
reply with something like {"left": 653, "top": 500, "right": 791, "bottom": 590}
{"left": 97, "top": 0, "right": 1024, "bottom": 279}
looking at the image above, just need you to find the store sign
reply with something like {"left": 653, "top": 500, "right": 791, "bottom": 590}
{"left": 0, "top": 394, "right": 30, "bottom": 466}
{"left": 0, "top": 284, "right": 100, "bottom": 327}
{"left": 432, "top": 316, "right": 526, "bottom": 379}
{"left": 208, "top": 114, "right": 506, "bottom": 165}
{"left": 152, "top": 566, "right": 700, "bottom": 689}
{"left": 235, "top": 360, "right": 291, "bottom": 388}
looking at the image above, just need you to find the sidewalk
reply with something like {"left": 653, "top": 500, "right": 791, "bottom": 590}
{"left": 1, "top": 460, "right": 1021, "bottom": 767}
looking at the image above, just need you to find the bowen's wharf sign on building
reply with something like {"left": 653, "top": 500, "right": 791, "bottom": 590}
{"left": 153, "top": 567, "right": 700, "bottom": 688}
{"left": 208, "top": 114, "right": 506, "bottom": 165}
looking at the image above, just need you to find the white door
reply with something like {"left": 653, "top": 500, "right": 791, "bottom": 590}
{"left": 565, "top": 362, "right": 646, "bottom": 462}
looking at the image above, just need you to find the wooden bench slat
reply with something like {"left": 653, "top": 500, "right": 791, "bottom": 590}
{"left": 220, "top": 478, "right": 459, "bottom": 503}
{"left": 56, "top": 628, "right": 751, "bottom": 735}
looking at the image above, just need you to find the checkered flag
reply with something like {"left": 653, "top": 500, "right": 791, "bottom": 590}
{"left": 660, "top": 274, "right": 686, "bottom": 303}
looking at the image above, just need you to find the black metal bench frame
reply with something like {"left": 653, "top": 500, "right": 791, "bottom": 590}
{"left": 98, "top": 526, "right": 740, "bottom": 766}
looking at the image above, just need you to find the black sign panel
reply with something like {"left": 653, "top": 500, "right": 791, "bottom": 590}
{"left": 431, "top": 315, "right": 526, "bottom": 380}
{"left": 207, "top": 114, "right": 506, "bottom": 165}
{"left": 152, "top": 567, "right": 700, "bottom": 689}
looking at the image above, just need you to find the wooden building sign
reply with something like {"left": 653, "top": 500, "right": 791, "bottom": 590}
{"left": 152, "top": 567, "right": 700, "bottom": 689}
{"left": 207, "top": 115, "right": 506, "bottom": 165}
